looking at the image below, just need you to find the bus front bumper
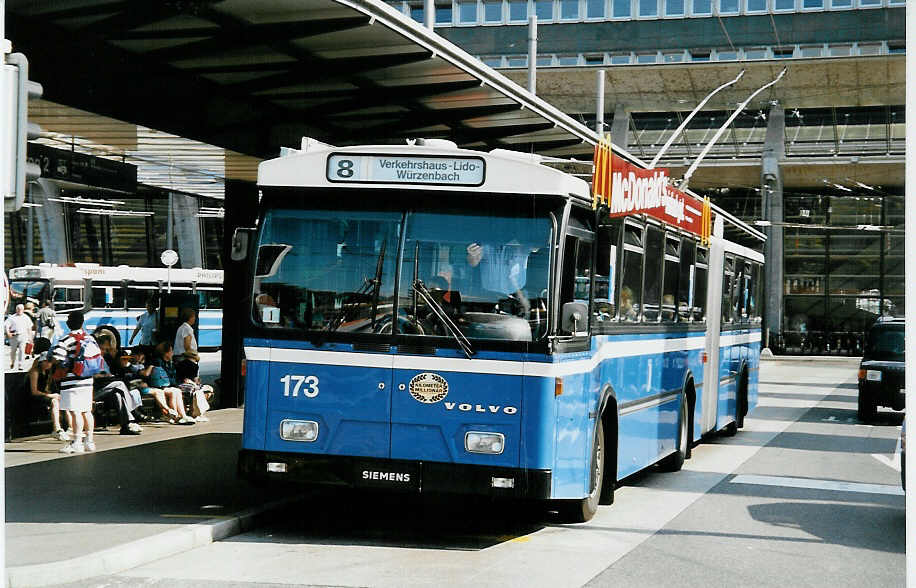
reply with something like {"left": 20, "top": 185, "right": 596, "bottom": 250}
{"left": 238, "top": 449, "right": 552, "bottom": 499}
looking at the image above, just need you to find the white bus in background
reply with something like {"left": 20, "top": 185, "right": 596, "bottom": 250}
{"left": 8, "top": 263, "right": 224, "bottom": 390}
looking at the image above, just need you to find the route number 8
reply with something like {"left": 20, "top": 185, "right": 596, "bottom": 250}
{"left": 336, "top": 159, "right": 354, "bottom": 178}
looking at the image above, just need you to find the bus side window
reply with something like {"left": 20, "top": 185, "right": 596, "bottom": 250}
{"left": 722, "top": 255, "right": 735, "bottom": 324}
{"left": 642, "top": 226, "right": 663, "bottom": 322}
{"left": 592, "top": 222, "right": 619, "bottom": 328}
{"left": 694, "top": 246, "right": 708, "bottom": 322}
{"left": 53, "top": 286, "right": 84, "bottom": 311}
{"left": 618, "top": 223, "right": 643, "bottom": 322}
{"left": 91, "top": 285, "right": 124, "bottom": 309}
{"left": 751, "top": 263, "right": 762, "bottom": 324}
{"left": 661, "top": 234, "right": 680, "bottom": 323}
{"left": 742, "top": 261, "right": 752, "bottom": 323}
{"left": 678, "top": 239, "right": 695, "bottom": 321}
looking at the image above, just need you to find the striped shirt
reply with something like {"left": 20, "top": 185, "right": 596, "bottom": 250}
{"left": 53, "top": 330, "right": 104, "bottom": 392}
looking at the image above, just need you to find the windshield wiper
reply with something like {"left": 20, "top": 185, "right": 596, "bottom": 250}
{"left": 412, "top": 279, "right": 475, "bottom": 359}
{"left": 326, "top": 240, "right": 388, "bottom": 333}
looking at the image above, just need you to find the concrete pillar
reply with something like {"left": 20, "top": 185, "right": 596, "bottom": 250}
{"left": 220, "top": 179, "right": 260, "bottom": 408}
{"left": 171, "top": 192, "right": 203, "bottom": 268}
{"left": 32, "top": 178, "right": 69, "bottom": 263}
{"left": 611, "top": 104, "right": 630, "bottom": 150}
{"left": 761, "top": 104, "right": 785, "bottom": 350}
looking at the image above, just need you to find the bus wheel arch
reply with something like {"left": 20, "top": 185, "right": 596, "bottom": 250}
{"left": 657, "top": 390, "right": 688, "bottom": 472}
{"left": 737, "top": 364, "right": 749, "bottom": 429}
{"left": 683, "top": 377, "right": 696, "bottom": 459}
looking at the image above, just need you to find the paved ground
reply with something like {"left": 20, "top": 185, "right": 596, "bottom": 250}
{"left": 5, "top": 358, "right": 905, "bottom": 588}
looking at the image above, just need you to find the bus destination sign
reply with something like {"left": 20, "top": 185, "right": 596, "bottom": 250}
{"left": 327, "top": 153, "right": 485, "bottom": 187}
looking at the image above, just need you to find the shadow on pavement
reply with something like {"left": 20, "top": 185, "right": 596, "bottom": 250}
{"left": 747, "top": 501, "right": 904, "bottom": 554}
{"left": 225, "top": 487, "right": 545, "bottom": 551}
{"left": 6, "top": 433, "right": 293, "bottom": 525}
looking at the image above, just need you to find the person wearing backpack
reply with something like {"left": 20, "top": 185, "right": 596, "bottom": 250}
{"left": 52, "top": 311, "right": 105, "bottom": 454}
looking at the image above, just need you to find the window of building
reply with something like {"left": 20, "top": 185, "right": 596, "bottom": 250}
{"left": 557, "top": 54, "right": 579, "bottom": 65}
{"left": 610, "top": 53, "right": 632, "bottom": 64}
{"left": 692, "top": 0, "right": 712, "bottom": 14}
{"left": 717, "top": 50, "right": 738, "bottom": 60}
{"left": 746, "top": 0, "right": 767, "bottom": 10}
{"left": 802, "top": 0, "right": 823, "bottom": 7}
{"left": 774, "top": 0, "right": 794, "bottom": 9}
{"left": 799, "top": 45, "right": 823, "bottom": 57}
{"left": 509, "top": 0, "right": 528, "bottom": 20}
{"left": 481, "top": 56, "right": 503, "bottom": 67}
{"left": 744, "top": 47, "right": 769, "bottom": 59}
{"left": 537, "top": 55, "right": 554, "bottom": 66}
{"left": 639, "top": 0, "right": 658, "bottom": 16}
{"left": 858, "top": 0, "right": 881, "bottom": 6}
{"left": 888, "top": 41, "right": 905, "bottom": 53}
{"left": 535, "top": 0, "right": 553, "bottom": 19}
{"left": 857, "top": 42, "right": 882, "bottom": 55}
{"left": 828, "top": 44, "right": 852, "bottom": 56}
{"left": 888, "top": 0, "right": 905, "bottom": 5}
{"left": 561, "top": 0, "right": 580, "bottom": 18}
{"left": 409, "top": 2, "right": 425, "bottom": 21}
{"left": 435, "top": 2, "right": 453, "bottom": 23}
{"left": 613, "top": 0, "right": 632, "bottom": 16}
{"left": 666, "top": 0, "right": 685, "bottom": 14}
{"left": 773, "top": 47, "right": 795, "bottom": 58}
{"left": 637, "top": 52, "right": 658, "bottom": 63}
{"left": 587, "top": 0, "right": 607, "bottom": 17}
{"left": 829, "top": 0, "right": 852, "bottom": 7}
{"left": 585, "top": 53, "right": 606, "bottom": 64}
{"left": 507, "top": 55, "right": 528, "bottom": 67}
{"left": 458, "top": 0, "right": 478, "bottom": 22}
{"left": 719, "top": 0, "right": 739, "bottom": 12}
{"left": 690, "top": 49, "right": 711, "bottom": 61}
{"left": 484, "top": 0, "right": 503, "bottom": 21}
{"left": 663, "top": 51, "right": 685, "bottom": 62}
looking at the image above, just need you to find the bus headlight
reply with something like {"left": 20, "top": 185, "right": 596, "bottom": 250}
{"left": 280, "top": 419, "right": 319, "bottom": 442}
{"left": 465, "top": 432, "right": 505, "bottom": 455}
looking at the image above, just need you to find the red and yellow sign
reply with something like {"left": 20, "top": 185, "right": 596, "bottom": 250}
{"left": 592, "top": 136, "right": 710, "bottom": 243}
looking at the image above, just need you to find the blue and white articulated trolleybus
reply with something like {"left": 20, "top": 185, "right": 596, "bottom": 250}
{"left": 8, "top": 263, "right": 224, "bottom": 349}
{"left": 236, "top": 138, "right": 764, "bottom": 522}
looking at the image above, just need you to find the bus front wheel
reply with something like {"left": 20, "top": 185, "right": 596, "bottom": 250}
{"left": 555, "top": 419, "right": 604, "bottom": 524}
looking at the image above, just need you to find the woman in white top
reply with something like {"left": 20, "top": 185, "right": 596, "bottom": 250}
{"left": 173, "top": 307, "right": 199, "bottom": 366}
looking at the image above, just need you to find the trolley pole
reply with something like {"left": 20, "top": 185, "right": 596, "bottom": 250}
{"left": 527, "top": 15, "right": 537, "bottom": 94}
{"left": 424, "top": 0, "right": 434, "bottom": 29}
{"left": 595, "top": 69, "right": 605, "bottom": 134}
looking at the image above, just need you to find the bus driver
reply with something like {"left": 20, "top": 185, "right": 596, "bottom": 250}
{"left": 466, "top": 240, "right": 530, "bottom": 316}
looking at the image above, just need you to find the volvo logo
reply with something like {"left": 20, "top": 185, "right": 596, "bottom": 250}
{"left": 408, "top": 372, "right": 448, "bottom": 404}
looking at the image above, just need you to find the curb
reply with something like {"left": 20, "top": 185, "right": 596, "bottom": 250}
{"left": 6, "top": 495, "right": 302, "bottom": 588}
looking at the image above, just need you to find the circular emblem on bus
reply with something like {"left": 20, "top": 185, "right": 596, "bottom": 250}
{"left": 408, "top": 372, "right": 448, "bottom": 404}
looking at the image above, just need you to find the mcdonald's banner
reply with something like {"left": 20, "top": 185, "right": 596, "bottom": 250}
{"left": 593, "top": 140, "right": 706, "bottom": 238}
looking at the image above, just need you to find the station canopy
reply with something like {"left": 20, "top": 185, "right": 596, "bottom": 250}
{"left": 7, "top": 0, "right": 601, "bottom": 171}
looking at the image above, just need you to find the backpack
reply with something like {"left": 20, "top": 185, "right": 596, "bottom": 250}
{"left": 69, "top": 332, "right": 105, "bottom": 377}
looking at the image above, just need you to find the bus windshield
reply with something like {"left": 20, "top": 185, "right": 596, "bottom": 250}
{"left": 252, "top": 204, "right": 553, "bottom": 342}
{"left": 10, "top": 279, "right": 49, "bottom": 306}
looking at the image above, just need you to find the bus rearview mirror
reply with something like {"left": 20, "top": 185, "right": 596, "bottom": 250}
{"left": 231, "top": 228, "right": 254, "bottom": 261}
{"left": 561, "top": 301, "right": 588, "bottom": 335}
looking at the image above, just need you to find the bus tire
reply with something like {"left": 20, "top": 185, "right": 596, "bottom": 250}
{"left": 93, "top": 325, "right": 120, "bottom": 349}
{"left": 556, "top": 419, "right": 604, "bottom": 523}
{"left": 736, "top": 368, "right": 749, "bottom": 429}
{"left": 598, "top": 413, "right": 616, "bottom": 506}
{"left": 857, "top": 392, "right": 876, "bottom": 422}
{"left": 658, "top": 394, "right": 687, "bottom": 472}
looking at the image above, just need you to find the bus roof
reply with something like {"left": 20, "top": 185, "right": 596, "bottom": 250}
{"left": 258, "top": 140, "right": 591, "bottom": 202}
{"left": 9, "top": 263, "right": 223, "bottom": 285}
